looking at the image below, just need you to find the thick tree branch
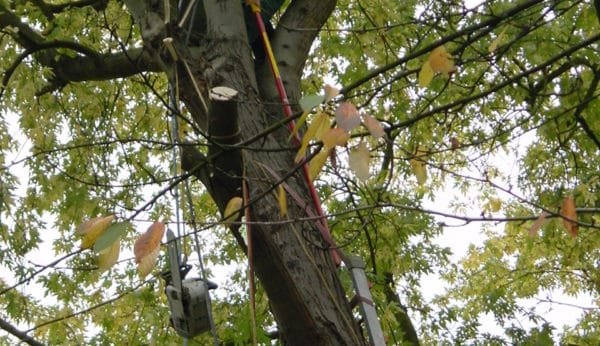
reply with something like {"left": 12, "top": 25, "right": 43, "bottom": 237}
{"left": 0, "top": 317, "right": 44, "bottom": 346}
{"left": 30, "top": 0, "right": 108, "bottom": 18}
{"left": 52, "top": 47, "right": 162, "bottom": 82}
{"left": 0, "top": 3, "right": 162, "bottom": 96}
{"left": 383, "top": 273, "right": 420, "bottom": 346}
{"left": 259, "top": 0, "right": 337, "bottom": 102}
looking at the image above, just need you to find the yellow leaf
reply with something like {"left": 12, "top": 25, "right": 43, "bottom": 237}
{"left": 223, "top": 197, "right": 243, "bottom": 223}
{"left": 562, "top": 196, "right": 578, "bottom": 238}
{"left": 489, "top": 198, "right": 502, "bottom": 213}
{"left": 428, "top": 45, "right": 456, "bottom": 76}
{"left": 529, "top": 211, "right": 549, "bottom": 238}
{"left": 134, "top": 221, "right": 165, "bottom": 278}
{"left": 288, "top": 110, "right": 310, "bottom": 141}
{"left": 76, "top": 215, "right": 116, "bottom": 250}
{"left": 349, "top": 142, "right": 370, "bottom": 181}
{"left": 314, "top": 112, "right": 331, "bottom": 141}
{"left": 488, "top": 26, "right": 508, "bottom": 53}
{"left": 295, "top": 112, "right": 329, "bottom": 163}
{"left": 363, "top": 114, "right": 385, "bottom": 139}
{"left": 322, "top": 127, "right": 350, "bottom": 149}
{"left": 410, "top": 159, "right": 427, "bottom": 185}
{"left": 98, "top": 239, "right": 120, "bottom": 272}
{"left": 278, "top": 184, "right": 287, "bottom": 217}
{"left": 308, "top": 149, "right": 330, "bottom": 182}
{"left": 335, "top": 102, "right": 361, "bottom": 131}
{"left": 324, "top": 84, "right": 340, "bottom": 102}
{"left": 418, "top": 61, "right": 434, "bottom": 87}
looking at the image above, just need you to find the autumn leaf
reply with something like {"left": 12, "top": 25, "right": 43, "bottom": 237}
{"left": 489, "top": 198, "right": 502, "bottom": 213}
{"left": 335, "top": 102, "right": 361, "bottom": 132}
{"left": 224, "top": 197, "right": 243, "bottom": 223}
{"left": 410, "top": 158, "right": 427, "bottom": 185}
{"left": 98, "top": 239, "right": 120, "bottom": 272}
{"left": 562, "top": 196, "right": 578, "bottom": 238}
{"left": 349, "top": 142, "right": 371, "bottom": 181}
{"left": 324, "top": 84, "right": 339, "bottom": 102}
{"left": 313, "top": 112, "right": 331, "bottom": 141}
{"left": 278, "top": 184, "right": 287, "bottom": 217}
{"left": 489, "top": 26, "right": 508, "bottom": 53}
{"left": 295, "top": 112, "right": 330, "bottom": 163}
{"left": 450, "top": 137, "right": 460, "bottom": 150}
{"left": 321, "top": 127, "right": 350, "bottom": 149}
{"left": 134, "top": 221, "right": 166, "bottom": 278}
{"left": 418, "top": 61, "right": 434, "bottom": 87}
{"left": 428, "top": 45, "right": 456, "bottom": 76}
{"left": 529, "top": 211, "right": 549, "bottom": 238}
{"left": 288, "top": 110, "right": 310, "bottom": 141}
{"left": 76, "top": 215, "right": 116, "bottom": 250}
{"left": 363, "top": 114, "right": 385, "bottom": 139}
{"left": 308, "top": 149, "right": 330, "bottom": 182}
{"left": 137, "top": 245, "right": 160, "bottom": 279}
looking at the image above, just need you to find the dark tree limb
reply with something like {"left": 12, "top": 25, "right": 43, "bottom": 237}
{"left": 259, "top": 0, "right": 338, "bottom": 104}
{"left": 0, "top": 317, "right": 44, "bottom": 346}
{"left": 383, "top": 273, "right": 420, "bottom": 346}
{"left": 573, "top": 70, "right": 600, "bottom": 152}
{"left": 340, "top": 0, "right": 545, "bottom": 96}
{"left": 30, "top": 0, "right": 108, "bottom": 18}
{"left": 0, "top": 2, "right": 162, "bottom": 96}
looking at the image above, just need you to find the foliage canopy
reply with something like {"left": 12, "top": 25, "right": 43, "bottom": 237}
{"left": 1, "top": 0, "right": 600, "bottom": 344}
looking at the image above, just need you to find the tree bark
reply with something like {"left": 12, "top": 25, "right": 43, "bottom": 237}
{"left": 124, "top": 0, "right": 365, "bottom": 344}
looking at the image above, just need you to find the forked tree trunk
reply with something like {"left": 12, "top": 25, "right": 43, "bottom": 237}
{"left": 125, "top": 0, "right": 366, "bottom": 344}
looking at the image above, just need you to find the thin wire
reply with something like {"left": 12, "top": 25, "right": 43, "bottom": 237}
{"left": 169, "top": 86, "right": 183, "bottom": 242}
{"left": 242, "top": 161, "right": 257, "bottom": 345}
{"left": 168, "top": 73, "right": 187, "bottom": 346}
{"left": 183, "top": 178, "right": 219, "bottom": 346}
{"left": 168, "top": 69, "right": 219, "bottom": 346}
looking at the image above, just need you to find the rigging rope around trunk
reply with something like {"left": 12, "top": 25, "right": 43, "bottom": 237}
{"left": 248, "top": 4, "right": 386, "bottom": 345}
{"left": 248, "top": 2, "right": 346, "bottom": 267}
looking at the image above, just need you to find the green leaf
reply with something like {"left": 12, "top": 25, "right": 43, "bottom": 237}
{"left": 93, "top": 221, "right": 130, "bottom": 253}
{"left": 299, "top": 94, "right": 325, "bottom": 111}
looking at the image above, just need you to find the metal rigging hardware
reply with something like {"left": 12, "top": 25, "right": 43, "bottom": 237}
{"left": 162, "top": 229, "right": 217, "bottom": 339}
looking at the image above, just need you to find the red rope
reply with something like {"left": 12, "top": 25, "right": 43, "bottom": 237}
{"left": 250, "top": 4, "right": 342, "bottom": 266}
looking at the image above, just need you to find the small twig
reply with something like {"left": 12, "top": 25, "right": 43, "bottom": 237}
{"left": 0, "top": 250, "right": 82, "bottom": 296}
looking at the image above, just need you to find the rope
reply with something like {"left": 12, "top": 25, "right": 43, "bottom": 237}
{"left": 183, "top": 177, "right": 219, "bottom": 346}
{"left": 249, "top": 3, "right": 343, "bottom": 266}
{"left": 242, "top": 154, "right": 258, "bottom": 345}
{"left": 167, "top": 55, "right": 219, "bottom": 346}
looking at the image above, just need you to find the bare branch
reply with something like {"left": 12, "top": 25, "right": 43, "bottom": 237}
{"left": 0, "top": 316, "right": 44, "bottom": 346}
{"left": 340, "top": 0, "right": 546, "bottom": 96}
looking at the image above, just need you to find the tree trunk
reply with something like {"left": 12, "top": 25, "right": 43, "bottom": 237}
{"left": 125, "top": 0, "right": 365, "bottom": 344}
